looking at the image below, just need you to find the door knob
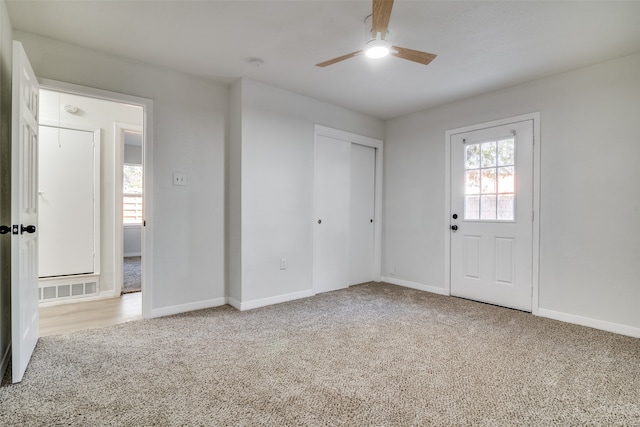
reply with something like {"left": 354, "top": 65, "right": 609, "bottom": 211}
{"left": 0, "top": 225, "right": 10, "bottom": 235}
{"left": 450, "top": 225, "right": 458, "bottom": 231}
{"left": 21, "top": 225, "right": 36, "bottom": 234}
{"left": 452, "top": 214, "right": 458, "bottom": 219}
{"left": 318, "top": 219, "right": 322, "bottom": 224}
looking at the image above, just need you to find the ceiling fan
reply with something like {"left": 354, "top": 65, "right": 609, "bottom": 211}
{"left": 316, "top": 0, "right": 437, "bottom": 68}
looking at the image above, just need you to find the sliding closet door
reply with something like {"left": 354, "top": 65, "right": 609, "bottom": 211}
{"left": 349, "top": 143, "right": 376, "bottom": 285}
{"left": 313, "top": 135, "right": 351, "bottom": 294}
{"left": 313, "top": 135, "right": 377, "bottom": 294}
{"left": 39, "top": 126, "right": 97, "bottom": 277}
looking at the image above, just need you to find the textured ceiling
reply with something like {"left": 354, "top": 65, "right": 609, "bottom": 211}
{"left": 7, "top": 1, "right": 640, "bottom": 119}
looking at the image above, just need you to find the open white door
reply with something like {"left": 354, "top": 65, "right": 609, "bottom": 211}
{"left": 11, "top": 41, "right": 40, "bottom": 383}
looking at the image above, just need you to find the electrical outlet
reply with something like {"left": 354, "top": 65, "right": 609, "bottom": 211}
{"left": 173, "top": 172, "right": 187, "bottom": 186}
{"left": 280, "top": 258, "right": 287, "bottom": 270}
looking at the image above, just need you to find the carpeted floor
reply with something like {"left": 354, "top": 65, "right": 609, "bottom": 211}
{"left": 0, "top": 282, "right": 638, "bottom": 426}
{"left": 122, "top": 256, "right": 141, "bottom": 294}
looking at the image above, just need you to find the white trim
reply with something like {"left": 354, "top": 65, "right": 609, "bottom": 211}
{"left": 124, "top": 252, "right": 141, "bottom": 258}
{"left": 531, "top": 114, "right": 541, "bottom": 315}
{"left": 230, "top": 289, "right": 315, "bottom": 311}
{"left": 39, "top": 79, "right": 154, "bottom": 320}
{"left": 444, "top": 112, "right": 541, "bottom": 312}
{"left": 148, "top": 297, "right": 228, "bottom": 319}
{"left": 381, "top": 276, "right": 448, "bottom": 295}
{"left": 312, "top": 125, "right": 383, "bottom": 294}
{"left": 0, "top": 343, "right": 10, "bottom": 380}
{"left": 537, "top": 308, "right": 640, "bottom": 339}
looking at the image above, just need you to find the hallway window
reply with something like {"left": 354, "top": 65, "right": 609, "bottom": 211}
{"left": 123, "top": 164, "right": 143, "bottom": 224}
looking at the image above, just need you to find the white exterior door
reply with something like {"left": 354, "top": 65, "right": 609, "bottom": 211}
{"left": 11, "top": 41, "right": 40, "bottom": 383}
{"left": 349, "top": 143, "right": 375, "bottom": 285}
{"left": 39, "top": 126, "right": 98, "bottom": 278}
{"left": 450, "top": 119, "right": 534, "bottom": 311}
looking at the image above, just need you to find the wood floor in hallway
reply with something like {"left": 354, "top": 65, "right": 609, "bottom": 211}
{"left": 39, "top": 292, "right": 142, "bottom": 337}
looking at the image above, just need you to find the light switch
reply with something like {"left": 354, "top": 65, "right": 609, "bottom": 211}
{"left": 173, "top": 172, "right": 187, "bottom": 186}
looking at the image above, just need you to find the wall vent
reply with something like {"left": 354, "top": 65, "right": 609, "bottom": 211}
{"left": 39, "top": 275, "right": 100, "bottom": 303}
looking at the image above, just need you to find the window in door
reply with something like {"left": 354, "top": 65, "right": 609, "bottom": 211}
{"left": 464, "top": 136, "right": 515, "bottom": 221}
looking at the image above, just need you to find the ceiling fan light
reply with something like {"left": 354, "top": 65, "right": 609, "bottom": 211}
{"left": 365, "top": 38, "right": 391, "bottom": 59}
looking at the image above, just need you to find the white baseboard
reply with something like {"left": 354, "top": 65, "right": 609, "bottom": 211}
{"left": 0, "top": 343, "right": 10, "bottom": 381}
{"left": 537, "top": 308, "right": 640, "bottom": 338}
{"left": 148, "top": 297, "right": 228, "bottom": 318}
{"left": 380, "top": 276, "right": 448, "bottom": 295}
{"left": 124, "top": 252, "right": 141, "bottom": 257}
{"left": 229, "top": 289, "right": 315, "bottom": 311}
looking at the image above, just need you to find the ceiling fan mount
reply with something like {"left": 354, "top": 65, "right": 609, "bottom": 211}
{"left": 316, "top": 0, "right": 436, "bottom": 68}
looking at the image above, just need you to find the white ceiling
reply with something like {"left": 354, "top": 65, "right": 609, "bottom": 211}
{"left": 7, "top": 1, "right": 640, "bottom": 120}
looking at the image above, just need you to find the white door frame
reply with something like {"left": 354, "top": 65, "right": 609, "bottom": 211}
{"left": 312, "top": 125, "right": 383, "bottom": 292}
{"left": 115, "top": 122, "right": 143, "bottom": 295}
{"left": 444, "top": 113, "right": 541, "bottom": 314}
{"left": 39, "top": 78, "right": 154, "bottom": 319}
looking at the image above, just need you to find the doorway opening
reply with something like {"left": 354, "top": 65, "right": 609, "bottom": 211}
{"left": 121, "top": 129, "right": 143, "bottom": 295}
{"left": 37, "top": 82, "right": 151, "bottom": 336}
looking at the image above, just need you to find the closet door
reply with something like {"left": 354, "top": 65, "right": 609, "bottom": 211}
{"left": 39, "top": 126, "right": 96, "bottom": 277}
{"left": 313, "top": 135, "right": 351, "bottom": 294}
{"left": 349, "top": 143, "right": 376, "bottom": 285}
{"left": 313, "top": 136, "right": 377, "bottom": 294}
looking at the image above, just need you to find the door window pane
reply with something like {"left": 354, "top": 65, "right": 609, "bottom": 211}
{"left": 480, "top": 195, "right": 497, "bottom": 220}
{"left": 465, "top": 170, "right": 480, "bottom": 194}
{"left": 498, "top": 138, "right": 515, "bottom": 166}
{"left": 465, "top": 196, "right": 480, "bottom": 220}
{"left": 497, "top": 166, "right": 514, "bottom": 193}
{"left": 497, "top": 194, "right": 515, "bottom": 220}
{"left": 481, "top": 169, "right": 496, "bottom": 194}
{"left": 465, "top": 144, "right": 480, "bottom": 169}
{"left": 480, "top": 141, "right": 497, "bottom": 168}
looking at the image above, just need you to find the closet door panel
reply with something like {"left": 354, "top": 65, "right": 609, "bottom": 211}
{"left": 313, "top": 135, "right": 350, "bottom": 294}
{"left": 350, "top": 144, "right": 376, "bottom": 285}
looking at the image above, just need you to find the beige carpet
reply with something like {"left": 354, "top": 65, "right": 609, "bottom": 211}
{"left": 0, "top": 282, "right": 638, "bottom": 426}
{"left": 122, "top": 256, "right": 141, "bottom": 294}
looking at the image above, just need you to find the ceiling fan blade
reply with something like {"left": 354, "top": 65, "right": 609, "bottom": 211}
{"left": 392, "top": 46, "right": 437, "bottom": 66}
{"left": 372, "top": 0, "right": 394, "bottom": 38}
{"left": 315, "top": 51, "right": 362, "bottom": 67}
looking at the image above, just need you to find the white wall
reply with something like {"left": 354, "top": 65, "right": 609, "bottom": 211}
{"left": 15, "top": 32, "right": 228, "bottom": 313}
{"left": 123, "top": 226, "right": 141, "bottom": 257}
{"left": 124, "top": 142, "right": 142, "bottom": 164}
{"left": 0, "top": 0, "right": 13, "bottom": 377}
{"left": 234, "top": 78, "right": 383, "bottom": 306}
{"left": 39, "top": 89, "right": 143, "bottom": 292}
{"left": 384, "top": 53, "right": 640, "bottom": 334}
